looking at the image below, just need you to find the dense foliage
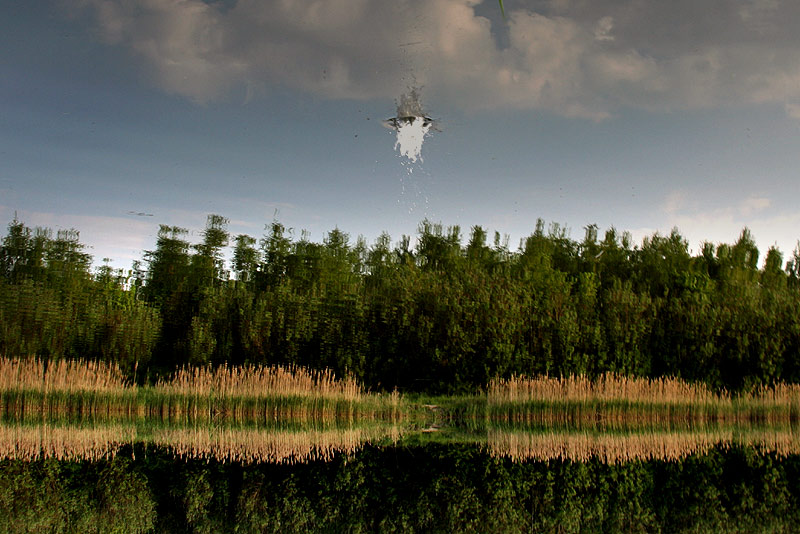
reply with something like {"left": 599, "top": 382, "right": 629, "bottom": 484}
{"left": 1, "top": 444, "right": 799, "bottom": 533}
{"left": 2, "top": 215, "right": 799, "bottom": 392}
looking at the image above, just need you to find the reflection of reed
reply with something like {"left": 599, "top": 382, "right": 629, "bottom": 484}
{"left": 0, "top": 420, "right": 399, "bottom": 464}
{"left": 150, "top": 426, "right": 397, "bottom": 464}
{"left": 0, "top": 423, "right": 136, "bottom": 461}
{"left": 489, "top": 428, "right": 800, "bottom": 464}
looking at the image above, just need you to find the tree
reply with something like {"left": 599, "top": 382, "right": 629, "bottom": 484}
{"left": 142, "top": 225, "right": 191, "bottom": 306}
{"left": 232, "top": 234, "right": 259, "bottom": 284}
{"left": 191, "top": 214, "right": 230, "bottom": 288}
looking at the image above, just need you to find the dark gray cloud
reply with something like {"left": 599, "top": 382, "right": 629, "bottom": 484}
{"left": 72, "top": 0, "right": 800, "bottom": 118}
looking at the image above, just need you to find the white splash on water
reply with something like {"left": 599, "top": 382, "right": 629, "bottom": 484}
{"left": 383, "top": 87, "right": 436, "bottom": 164}
{"left": 394, "top": 117, "right": 431, "bottom": 163}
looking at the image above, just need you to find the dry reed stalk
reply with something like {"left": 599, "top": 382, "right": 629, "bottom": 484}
{"left": 739, "top": 383, "right": 800, "bottom": 410}
{"left": 489, "top": 373, "right": 722, "bottom": 406}
{"left": 0, "top": 422, "right": 136, "bottom": 461}
{"left": 150, "top": 425, "right": 397, "bottom": 464}
{"left": 154, "top": 363, "right": 363, "bottom": 401}
{"left": 0, "top": 357, "right": 130, "bottom": 393}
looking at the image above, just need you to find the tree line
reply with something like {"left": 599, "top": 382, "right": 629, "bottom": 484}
{"left": 1, "top": 214, "right": 799, "bottom": 393}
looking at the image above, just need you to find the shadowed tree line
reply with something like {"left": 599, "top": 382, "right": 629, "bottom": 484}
{"left": 2, "top": 215, "right": 800, "bottom": 393}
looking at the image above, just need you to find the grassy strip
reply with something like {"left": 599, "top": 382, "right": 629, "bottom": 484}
{"left": 488, "top": 398, "right": 800, "bottom": 423}
{"left": 4, "top": 388, "right": 800, "bottom": 425}
{"left": 0, "top": 389, "right": 140, "bottom": 418}
{"left": 1, "top": 387, "right": 402, "bottom": 422}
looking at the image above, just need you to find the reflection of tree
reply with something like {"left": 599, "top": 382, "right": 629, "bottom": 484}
{"left": 3, "top": 215, "right": 800, "bottom": 394}
{"left": 2, "top": 445, "right": 799, "bottom": 533}
{"left": 0, "top": 457, "right": 155, "bottom": 533}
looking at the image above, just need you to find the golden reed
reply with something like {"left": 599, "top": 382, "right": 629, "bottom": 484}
{"left": 154, "top": 362, "right": 362, "bottom": 400}
{"left": 0, "top": 357, "right": 363, "bottom": 399}
{"left": 489, "top": 373, "right": 720, "bottom": 406}
{"left": 0, "top": 357, "right": 130, "bottom": 393}
{"left": 488, "top": 373, "right": 800, "bottom": 422}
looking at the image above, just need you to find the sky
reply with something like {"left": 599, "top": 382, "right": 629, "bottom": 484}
{"left": 2, "top": 0, "right": 800, "bottom": 272}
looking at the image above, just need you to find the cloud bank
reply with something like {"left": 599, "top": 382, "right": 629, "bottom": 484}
{"left": 659, "top": 190, "right": 800, "bottom": 259}
{"left": 73, "top": 0, "right": 800, "bottom": 119}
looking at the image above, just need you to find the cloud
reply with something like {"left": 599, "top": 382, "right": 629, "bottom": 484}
{"left": 594, "top": 16, "right": 615, "bottom": 42}
{"left": 738, "top": 196, "right": 771, "bottom": 216}
{"left": 738, "top": 0, "right": 780, "bottom": 28}
{"left": 662, "top": 190, "right": 692, "bottom": 215}
{"left": 785, "top": 102, "right": 800, "bottom": 119}
{"left": 658, "top": 192, "right": 799, "bottom": 257}
{"left": 71, "top": 0, "right": 800, "bottom": 119}
{"left": 0, "top": 207, "right": 156, "bottom": 268}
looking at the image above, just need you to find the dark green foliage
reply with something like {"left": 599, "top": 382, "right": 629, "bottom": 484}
{"left": 5, "top": 445, "right": 800, "bottom": 533}
{"left": 0, "top": 220, "right": 159, "bottom": 376}
{"left": 232, "top": 235, "right": 259, "bottom": 284}
{"left": 0, "top": 457, "right": 155, "bottom": 533}
{"left": 3, "top": 215, "right": 800, "bottom": 393}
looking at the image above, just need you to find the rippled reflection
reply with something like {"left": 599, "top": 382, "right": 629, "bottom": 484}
{"left": 0, "top": 418, "right": 401, "bottom": 464}
{"left": 488, "top": 426, "right": 800, "bottom": 464}
{"left": 3, "top": 416, "right": 800, "bottom": 465}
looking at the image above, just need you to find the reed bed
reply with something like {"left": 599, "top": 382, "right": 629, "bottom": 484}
{"left": 0, "top": 357, "right": 130, "bottom": 393}
{"left": 733, "top": 382, "right": 800, "bottom": 417}
{"left": 0, "top": 357, "right": 137, "bottom": 416}
{"left": 488, "top": 374, "right": 800, "bottom": 421}
{"left": 490, "top": 373, "right": 720, "bottom": 406}
{"left": 5, "top": 358, "right": 800, "bottom": 425}
{"left": 154, "top": 363, "right": 362, "bottom": 400}
{"left": 0, "top": 358, "right": 391, "bottom": 421}
{"left": 488, "top": 427, "right": 800, "bottom": 464}
{"left": 145, "top": 363, "right": 374, "bottom": 421}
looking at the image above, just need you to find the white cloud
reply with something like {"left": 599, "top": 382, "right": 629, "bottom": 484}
{"left": 739, "top": 196, "right": 771, "bottom": 216}
{"left": 785, "top": 102, "right": 800, "bottom": 118}
{"left": 738, "top": 0, "right": 780, "bottom": 27}
{"left": 71, "top": 0, "right": 800, "bottom": 119}
{"left": 662, "top": 190, "right": 691, "bottom": 215}
{"left": 594, "top": 16, "right": 615, "bottom": 42}
{"left": 0, "top": 207, "right": 156, "bottom": 269}
{"left": 657, "top": 192, "right": 799, "bottom": 258}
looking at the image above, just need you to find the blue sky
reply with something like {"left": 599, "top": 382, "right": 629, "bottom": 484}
{"left": 3, "top": 0, "right": 800, "bottom": 271}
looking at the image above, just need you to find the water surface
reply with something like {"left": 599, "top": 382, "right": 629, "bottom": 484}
{"left": 2, "top": 416, "right": 799, "bottom": 533}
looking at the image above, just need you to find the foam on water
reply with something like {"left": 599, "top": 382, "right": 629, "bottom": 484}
{"left": 384, "top": 87, "right": 435, "bottom": 164}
